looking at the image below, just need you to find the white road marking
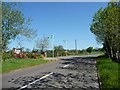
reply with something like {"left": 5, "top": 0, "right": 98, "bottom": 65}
{"left": 63, "top": 64, "right": 70, "bottom": 68}
{"left": 19, "top": 72, "right": 53, "bottom": 90}
{"left": 19, "top": 63, "right": 71, "bottom": 89}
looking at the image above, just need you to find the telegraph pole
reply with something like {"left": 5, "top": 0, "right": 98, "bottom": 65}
{"left": 75, "top": 40, "right": 78, "bottom": 55}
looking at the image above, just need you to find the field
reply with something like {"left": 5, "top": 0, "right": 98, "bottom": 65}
{"left": 96, "top": 56, "right": 120, "bottom": 89}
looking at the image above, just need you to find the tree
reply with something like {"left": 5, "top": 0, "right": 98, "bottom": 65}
{"left": 2, "top": 3, "right": 36, "bottom": 52}
{"left": 54, "top": 45, "right": 64, "bottom": 56}
{"left": 0, "top": 2, "right": 2, "bottom": 55}
{"left": 35, "top": 36, "right": 49, "bottom": 52}
{"left": 90, "top": 1, "right": 120, "bottom": 62}
{"left": 86, "top": 47, "right": 93, "bottom": 53}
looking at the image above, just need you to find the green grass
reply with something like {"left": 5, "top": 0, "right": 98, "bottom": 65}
{"left": 96, "top": 56, "right": 120, "bottom": 89}
{"left": 0, "top": 61, "right": 2, "bottom": 74}
{"left": 77, "top": 51, "right": 104, "bottom": 56}
{"left": 0, "top": 58, "right": 52, "bottom": 73}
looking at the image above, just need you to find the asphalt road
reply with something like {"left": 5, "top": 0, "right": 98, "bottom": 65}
{"left": 2, "top": 55, "right": 100, "bottom": 90}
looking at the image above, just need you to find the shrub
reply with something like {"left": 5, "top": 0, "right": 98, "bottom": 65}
{"left": 26, "top": 53, "right": 42, "bottom": 59}
{"left": 33, "top": 53, "right": 38, "bottom": 59}
{"left": 27, "top": 53, "right": 34, "bottom": 59}
{"left": 86, "top": 47, "right": 93, "bottom": 53}
{"left": 37, "top": 54, "right": 43, "bottom": 58}
{"left": 19, "top": 53, "right": 26, "bottom": 58}
{"left": 2, "top": 52, "right": 12, "bottom": 60}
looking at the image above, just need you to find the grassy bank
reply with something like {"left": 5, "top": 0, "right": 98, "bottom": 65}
{"left": 96, "top": 56, "right": 120, "bottom": 89}
{"left": 0, "top": 58, "right": 52, "bottom": 73}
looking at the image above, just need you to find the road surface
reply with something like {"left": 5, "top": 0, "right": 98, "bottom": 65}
{"left": 2, "top": 55, "right": 100, "bottom": 90}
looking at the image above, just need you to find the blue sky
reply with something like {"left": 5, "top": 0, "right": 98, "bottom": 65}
{"left": 8, "top": 2, "right": 108, "bottom": 50}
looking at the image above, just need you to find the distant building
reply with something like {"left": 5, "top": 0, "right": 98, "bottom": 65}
{"left": 12, "top": 48, "right": 24, "bottom": 58}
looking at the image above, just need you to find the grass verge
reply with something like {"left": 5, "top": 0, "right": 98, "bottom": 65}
{"left": 96, "top": 56, "right": 120, "bottom": 89}
{"left": 0, "top": 58, "right": 52, "bottom": 73}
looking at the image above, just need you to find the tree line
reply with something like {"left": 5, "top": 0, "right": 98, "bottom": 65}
{"left": 90, "top": 1, "right": 120, "bottom": 62}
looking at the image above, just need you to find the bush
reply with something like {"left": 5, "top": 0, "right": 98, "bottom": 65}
{"left": 19, "top": 53, "right": 26, "bottom": 58}
{"left": 27, "top": 53, "right": 34, "bottom": 59}
{"left": 27, "top": 53, "right": 43, "bottom": 59}
{"left": 37, "top": 54, "right": 43, "bottom": 58}
{"left": 47, "top": 50, "right": 52, "bottom": 57}
{"left": 86, "top": 47, "right": 93, "bottom": 53}
{"left": 2, "top": 52, "right": 12, "bottom": 60}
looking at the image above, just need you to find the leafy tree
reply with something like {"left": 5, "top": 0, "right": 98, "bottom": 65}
{"left": 86, "top": 47, "right": 93, "bottom": 53}
{"left": 35, "top": 36, "right": 49, "bottom": 52}
{"left": 90, "top": 1, "right": 120, "bottom": 62}
{"left": 54, "top": 45, "right": 64, "bottom": 57}
{"left": 2, "top": 3, "right": 36, "bottom": 52}
{"left": 0, "top": 2, "right": 2, "bottom": 55}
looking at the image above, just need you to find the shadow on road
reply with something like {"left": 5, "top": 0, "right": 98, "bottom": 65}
{"left": 3, "top": 56, "right": 100, "bottom": 90}
{"left": 60, "top": 56, "right": 98, "bottom": 71}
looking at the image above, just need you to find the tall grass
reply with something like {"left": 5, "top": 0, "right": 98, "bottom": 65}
{"left": 97, "top": 56, "right": 120, "bottom": 89}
